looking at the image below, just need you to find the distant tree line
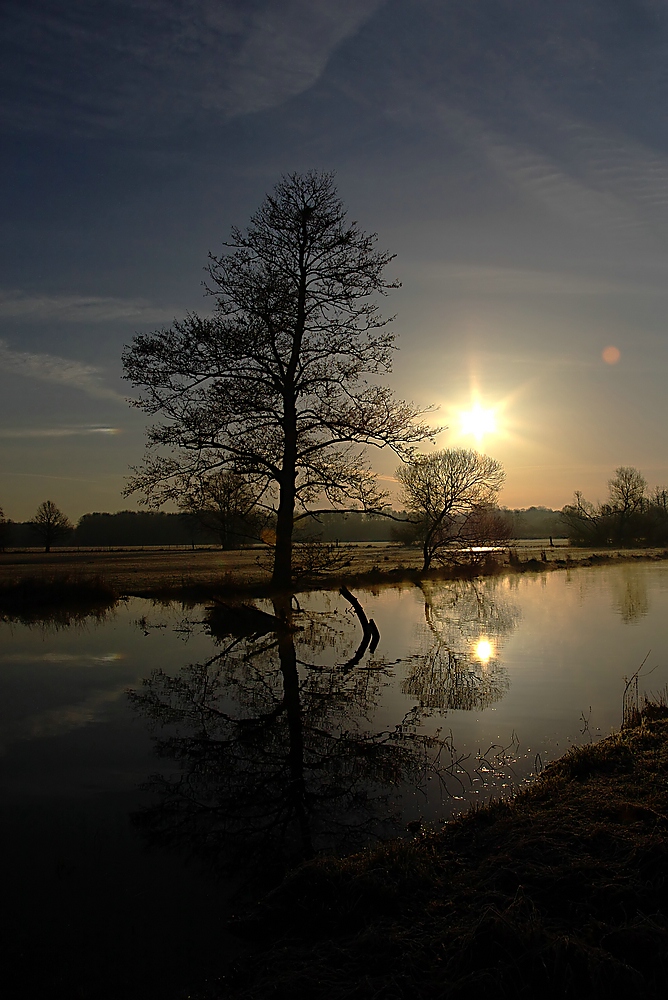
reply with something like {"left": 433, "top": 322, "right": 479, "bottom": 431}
{"left": 500, "top": 506, "right": 568, "bottom": 539}
{"left": 1, "top": 508, "right": 256, "bottom": 551}
{"left": 0, "top": 501, "right": 568, "bottom": 551}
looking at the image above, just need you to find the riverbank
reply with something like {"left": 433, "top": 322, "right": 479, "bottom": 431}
{"left": 215, "top": 702, "right": 668, "bottom": 999}
{"left": 1, "top": 541, "right": 668, "bottom": 604}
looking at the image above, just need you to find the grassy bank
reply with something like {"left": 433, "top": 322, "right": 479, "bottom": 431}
{"left": 0, "top": 572, "right": 119, "bottom": 624}
{"left": 1, "top": 542, "right": 668, "bottom": 603}
{"left": 216, "top": 703, "right": 668, "bottom": 1000}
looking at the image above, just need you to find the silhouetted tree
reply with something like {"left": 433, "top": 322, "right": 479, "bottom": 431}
{"left": 29, "top": 500, "right": 73, "bottom": 552}
{"left": 178, "top": 470, "right": 263, "bottom": 549}
{"left": 563, "top": 467, "right": 656, "bottom": 547}
{"left": 397, "top": 449, "right": 505, "bottom": 571}
{"left": 606, "top": 466, "right": 647, "bottom": 544}
{"left": 123, "top": 171, "right": 431, "bottom": 588}
{"left": 0, "top": 506, "right": 11, "bottom": 551}
{"left": 562, "top": 490, "right": 608, "bottom": 546}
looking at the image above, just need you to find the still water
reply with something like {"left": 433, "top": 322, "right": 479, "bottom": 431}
{"left": 2, "top": 561, "right": 667, "bottom": 998}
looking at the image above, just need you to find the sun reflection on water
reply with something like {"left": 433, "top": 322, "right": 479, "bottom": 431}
{"left": 474, "top": 637, "right": 494, "bottom": 664}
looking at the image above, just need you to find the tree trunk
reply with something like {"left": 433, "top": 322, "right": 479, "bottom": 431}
{"left": 271, "top": 213, "right": 307, "bottom": 590}
{"left": 273, "top": 595, "right": 313, "bottom": 859}
{"left": 421, "top": 536, "right": 432, "bottom": 573}
{"left": 273, "top": 483, "right": 295, "bottom": 588}
{"left": 272, "top": 392, "right": 297, "bottom": 588}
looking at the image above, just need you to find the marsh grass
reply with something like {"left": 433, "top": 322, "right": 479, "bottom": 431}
{"left": 1, "top": 544, "right": 668, "bottom": 605}
{"left": 216, "top": 704, "right": 668, "bottom": 1000}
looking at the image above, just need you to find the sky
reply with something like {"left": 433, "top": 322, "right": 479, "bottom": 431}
{"left": 2, "top": 0, "right": 668, "bottom": 520}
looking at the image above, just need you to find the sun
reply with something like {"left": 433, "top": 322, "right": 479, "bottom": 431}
{"left": 460, "top": 404, "right": 497, "bottom": 443}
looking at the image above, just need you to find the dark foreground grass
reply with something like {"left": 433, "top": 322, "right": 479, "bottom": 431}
{"left": 215, "top": 708, "right": 668, "bottom": 1000}
{"left": 0, "top": 572, "right": 119, "bottom": 624}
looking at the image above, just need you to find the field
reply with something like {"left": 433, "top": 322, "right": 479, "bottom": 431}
{"left": 1, "top": 539, "right": 667, "bottom": 598}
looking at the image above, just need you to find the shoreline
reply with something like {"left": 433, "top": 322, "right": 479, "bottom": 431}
{"left": 217, "top": 704, "right": 668, "bottom": 999}
{"left": 1, "top": 543, "right": 667, "bottom": 608}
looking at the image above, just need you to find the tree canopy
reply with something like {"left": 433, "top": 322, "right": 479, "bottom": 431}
{"left": 397, "top": 448, "right": 506, "bottom": 571}
{"left": 562, "top": 466, "right": 668, "bottom": 547}
{"left": 123, "top": 171, "right": 431, "bottom": 587}
{"left": 29, "top": 500, "right": 73, "bottom": 552}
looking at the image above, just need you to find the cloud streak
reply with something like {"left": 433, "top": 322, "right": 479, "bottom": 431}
{"left": 0, "top": 289, "right": 177, "bottom": 323}
{"left": 406, "top": 262, "right": 668, "bottom": 298}
{"left": 0, "top": 339, "right": 125, "bottom": 402}
{"left": 0, "top": 426, "right": 121, "bottom": 438}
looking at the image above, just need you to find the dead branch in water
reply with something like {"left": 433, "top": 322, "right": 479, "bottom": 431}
{"left": 339, "top": 586, "right": 381, "bottom": 666}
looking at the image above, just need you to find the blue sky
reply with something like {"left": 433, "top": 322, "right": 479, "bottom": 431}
{"left": 2, "top": 0, "right": 668, "bottom": 519}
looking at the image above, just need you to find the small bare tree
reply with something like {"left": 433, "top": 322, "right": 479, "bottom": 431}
{"left": 397, "top": 448, "right": 506, "bottom": 571}
{"left": 459, "top": 504, "right": 513, "bottom": 558}
{"left": 178, "top": 470, "right": 263, "bottom": 549}
{"left": 29, "top": 500, "right": 73, "bottom": 552}
{"left": 0, "top": 506, "right": 11, "bottom": 552}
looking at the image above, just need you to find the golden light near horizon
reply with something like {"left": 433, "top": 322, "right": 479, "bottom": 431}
{"left": 474, "top": 637, "right": 494, "bottom": 664}
{"left": 459, "top": 403, "right": 497, "bottom": 444}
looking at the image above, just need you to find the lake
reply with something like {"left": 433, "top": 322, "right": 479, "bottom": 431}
{"left": 2, "top": 560, "right": 667, "bottom": 998}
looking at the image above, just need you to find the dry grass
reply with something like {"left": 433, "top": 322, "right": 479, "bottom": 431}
{"left": 214, "top": 708, "right": 668, "bottom": 999}
{"left": 2, "top": 542, "right": 667, "bottom": 602}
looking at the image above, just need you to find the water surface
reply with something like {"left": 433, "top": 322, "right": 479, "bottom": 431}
{"left": 2, "top": 561, "right": 667, "bottom": 997}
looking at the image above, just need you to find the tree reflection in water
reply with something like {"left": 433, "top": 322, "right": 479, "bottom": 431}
{"left": 403, "top": 580, "right": 520, "bottom": 711}
{"left": 129, "top": 595, "right": 468, "bottom": 884}
{"left": 609, "top": 565, "right": 650, "bottom": 624}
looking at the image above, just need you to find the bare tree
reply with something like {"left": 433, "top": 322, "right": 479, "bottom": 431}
{"left": 396, "top": 448, "right": 506, "bottom": 571}
{"left": 123, "top": 171, "right": 431, "bottom": 588}
{"left": 562, "top": 490, "right": 608, "bottom": 546}
{"left": 29, "top": 500, "right": 73, "bottom": 552}
{"left": 563, "top": 467, "right": 649, "bottom": 547}
{"left": 0, "top": 506, "right": 11, "bottom": 552}
{"left": 178, "top": 470, "right": 263, "bottom": 549}
{"left": 606, "top": 466, "right": 647, "bottom": 544}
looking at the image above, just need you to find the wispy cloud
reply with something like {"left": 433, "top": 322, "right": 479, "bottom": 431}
{"left": 481, "top": 133, "right": 648, "bottom": 239}
{"left": 0, "top": 339, "right": 125, "bottom": 402}
{"left": 0, "top": 426, "right": 121, "bottom": 439}
{"left": 0, "top": 289, "right": 176, "bottom": 323}
{"left": 0, "top": 0, "right": 384, "bottom": 135}
{"left": 0, "top": 652, "right": 122, "bottom": 664}
{"left": 224, "top": 0, "right": 384, "bottom": 118}
{"left": 0, "top": 471, "right": 111, "bottom": 483}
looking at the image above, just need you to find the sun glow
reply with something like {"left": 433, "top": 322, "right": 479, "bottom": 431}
{"left": 474, "top": 638, "right": 494, "bottom": 664}
{"left": 459, "top": 404, "right": 497, "bottom": 443}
